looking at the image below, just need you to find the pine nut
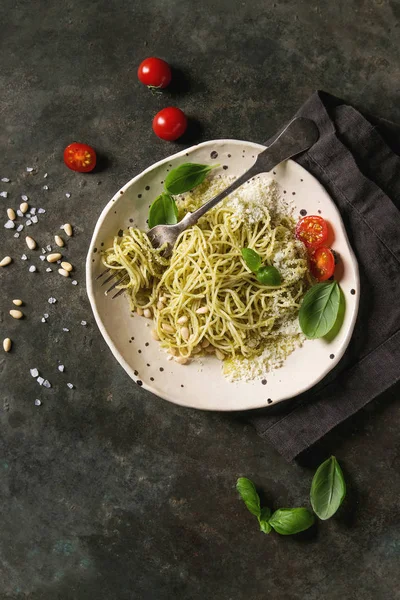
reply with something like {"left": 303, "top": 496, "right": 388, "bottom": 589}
{"left": 174, "top": 356, "right": 188, "bottom": 365}
{"left": 168, "top": 347, "right": 178, "bottom": 356}
{"left": 63, "top": 223, "right": 73, "bottom": 237}
{"left": 150, "top": 329, "right": 160, "bottom": 341}
{"left": 26, "top": 236, "right": 36, "bottom": 250}
{"left": 201, "top": 338, "right": 210, "bottom": 348}
{"left": 0, "top": 256, "right": 12, "bottom": 267}
{"left": 143, "top": 308, "right": 152, "bottom": 319}
{"left": 180, "top": 326, "right": 190, "bottom": 341}
{"left": 192, "top": 346, "right": 202, "bottom": 354}
{"left": 136, "top": 307, "right": 144, "bottom": 316}
{"left": 47, "top": 253, "right": 62, "bottom": 263}
{"left": 156, "top": 301, "right": 164, "bottom": 310}
{"left": 13, "top": 299, "right": 23, "bottom": 306}
{"left": 10, "top": 309, "right": 23, "bottom": 319}
{"left": 215, "top": 349, "right": 225, "bottom": 360}
{"left": 162, "top": 323, "right": 175, "bottom": 334}
{"left": 7, "top": 208, "right": 16, "bottom": 221}
{"left": 54, "top": 235, "right": 64, "bottom": 247}
{"left": 205, "top": 345, "right": 215, "bottom": 354}
{"left": 159, "top": 296, "right": 166, "bottom": 303}
{"left": 61, "top": 261, "right": 73, "bottom": 272}
{"left": 196, "top": 306, "right": 209, "bottom": 315}
{"left": 20, "top": 202, "right": 29, "bottom": 214}
{"left": 58, "top": 268, "right": 70, "bottom": 277}
{"left": 177, "top": 315, "right": 188, "bottom": 324}
{"left": 3, "top": 338, "right": 12, "bottom": 352}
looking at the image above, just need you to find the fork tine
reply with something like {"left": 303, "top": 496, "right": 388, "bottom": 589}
{"left": 102, "top": 271, "right": 120, "bottom": 286}
{"left": 112, "top": 287, "right": 126, "bottom": 299}
{"left": 96, "top": 267, "right": 111, "bottom": 280}
{"left": 106, "top": 274, "right": 130, "bottom": 295}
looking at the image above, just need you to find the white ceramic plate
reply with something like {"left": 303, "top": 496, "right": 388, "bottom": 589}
{"left": 86, "top": 140, "right": 359, "bottom": 411}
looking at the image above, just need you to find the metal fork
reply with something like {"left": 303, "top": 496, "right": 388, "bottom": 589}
{"left": 98, "top": 117, "right": 319, "bottom": 297}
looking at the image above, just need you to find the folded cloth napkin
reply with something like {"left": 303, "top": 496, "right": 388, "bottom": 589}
{"left": 247, "top": 91, "right": 400, "bottom": 462}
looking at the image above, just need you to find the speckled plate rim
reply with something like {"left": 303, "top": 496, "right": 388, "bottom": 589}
{"left": 86, "top": 139, "right": 360, "bottom": 411}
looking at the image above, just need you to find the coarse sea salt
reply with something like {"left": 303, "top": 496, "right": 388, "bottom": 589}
{"left": 39, "top": 255, "right": 45, "bottom": 261}
{"left": 21, "top": 254, "right": 28, "bottom": 260}
{"left": 29, "top": 265, "right": 36, "bottom": 273}
{"left": 4, "top": 220, "right": 15, "bottom": 229}
{"left": 81, "top": 321, "right": 87, "bottom": 326}
{"left": 48, "top": 297, "right": 56, "bottom": 304}
{"left": 30, "top": 368, "right": 39, "bottom": 378}
{"left": 43, "top": 185, "right": 49, "bottom": 190}
{"left": 62, "top": 328, "right": 69, "bottom": 332}
{"left": 26, "top": 167, "right": 34, "bottom": 172}
{"left": 21, "top": 194, "right": 28, "bottom": 201}
{"left": 17, "top": 224, "right": 24, "bottom": 232}
{"left": 46, "top": 267, "right": 52, "bottom": 273}
{"left": 1, "top": 178, "right": 10, "bottom": 183}
{"left": 14, "top": 232, "right": 20, "bottom": 238}
{"left": 37, "top": 376, "right": 44, "bottom": 385}
{"left": 31, "top": 216, "right": 38, "bottom": 224}
{"left": 58, "top": 364, "right": 65, "bottom": 372}
{"left": 41, "top": 317, "right": 46, "bottom": 323}
{"left": 30, "top": 207, "right": 36, "bottom": 215}
{"left": 35, "top": 399, "right": 41, "bottom": 406}
{"left": 0, "top": 191, "right": 8, "bottom": 198}
{"left": 17, "top": 210, "right": 24, "bottom": 218}
{"left": 65, "top": 192, "right": 71, "bottom": 198}
{"left": 38, "top": 208, "right": 46, "bottom": 214}
{"left": 26, "top": 220, "right": 32, "bottom": 226}
{"left": 43, "top": 380, "right": 51, "bottom": 388}
{"left": 67, "top": 383, "right": 74, "bottom": 389}
{"left": 71, "top": 280, "right": 78, "bottom": 286}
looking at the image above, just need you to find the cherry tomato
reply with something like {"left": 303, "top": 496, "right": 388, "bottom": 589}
{"left": 296, "top": 215, "right": 328, "bottom": 250}
{"left": 310, "top": 246, "right": 335, "bottom": 281}
{"left": 152, "top": 107, "right": 187, "bottom": 141}
{"left": 138, "top": 57, "right": 172, "bottom": 89}
{"left": 63, "top": 142, "right": 96, "bottom": 173}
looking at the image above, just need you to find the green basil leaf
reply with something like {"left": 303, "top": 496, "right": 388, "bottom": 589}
{"left": 299, "top": 281, "right": 340, "bottom": 339}
{"left": 310, "top": 456, "right": 346, "bottom": 520}
{"left": 256, "top": 265, "right": 282, "bottom": 286}
{"left": 268, "top": 508, "right": 315, "bottom": 535}
{"left": 241, "top": 248, "right": 262, "bottom": 273}
{"left": 164, "top": 163, "right": 217, "bottom": 195}
{"left": 258, "top": 506, "right": 272, "bottom": 534}
{"left": 148, "top": 193, "right": 178, "bottom": 229}
{"left": 236, "top": 477, "right": 261, "bottom": 518}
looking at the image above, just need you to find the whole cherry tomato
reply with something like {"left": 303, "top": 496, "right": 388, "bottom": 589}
{"left": 138, "top": 57, "right": 172, "bottom": 89}
{"left": 63, "top": 142, "right": 96, "bottom": 173}
{"left": 152, "top": 107, "right": 187, "bottom": 141}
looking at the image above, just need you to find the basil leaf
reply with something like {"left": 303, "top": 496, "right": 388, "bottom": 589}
{"left": 258, "top": 506, "right": 272, "bottom": 534}
{"left": 148, "top": 193, "right": 178, "bottom": 229}
{"left": 268, "top": 508, "right": 315, "bottom": 535}
{"left": 256, "top": 265, "right": 281, "bottom": 286}
{"left": 299, "top": 281, "right": 340, "bottom": 339}
{"left": 164, "top": 163, "right": 217, "bottom": 195}
{"left": 241, "top": 248, "right": 262, "bottom": 273}
{"left": 310, "top": 456, "right": 346, "bottom": 520}
{"left": 236, "top": 477, "right": 261, "bottom": 518}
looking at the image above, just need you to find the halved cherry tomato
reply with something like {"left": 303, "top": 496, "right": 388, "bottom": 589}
{"left": 152, "top": 107, "right": 187, "bottom": 141}
{"left": 63, "top": 143, "right": 96, "bottom": 173}
{"left": 310, "top": 246, "right": 335, "bottom": 281}
{"left": 138, "top": 57, "right": 172, "bottom": 89}
{"left": 296, "top": 215, "right": 328, "bottom": 250}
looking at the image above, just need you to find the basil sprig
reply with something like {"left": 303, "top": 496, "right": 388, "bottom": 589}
{"left": 241, "top": 248, "right": 282, "bottom": 287}
{"left": 164, "top": 162, "right": 218, "bottom": 195}
{"left": 299, "top": 281, "right": 340, "bottom": 339}
{"left": 268, "top": 508, "right": 315, "bottom": 535}
{"left": 148, "top": 193, "right": 178, "bottom": 229}
{"left": 310, "top": 456, "right": 346, "bottom": 520}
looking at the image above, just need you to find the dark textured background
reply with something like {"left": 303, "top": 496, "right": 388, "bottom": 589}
{"left": 1, "top": 1, "right": 399, "bottom": 598}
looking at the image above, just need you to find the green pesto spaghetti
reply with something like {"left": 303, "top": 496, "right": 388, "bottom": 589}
{"left": 102, "top": 177, "right": 311, "bottom": 376}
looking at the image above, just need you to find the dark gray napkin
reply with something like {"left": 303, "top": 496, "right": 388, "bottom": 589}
{"left": 247, "top": 91, "right": 400, "bottom": 462}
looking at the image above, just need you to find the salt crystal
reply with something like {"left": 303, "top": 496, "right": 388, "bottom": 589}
{"left": 31, "top": 216, "right": 38, "bottom": 224}
{"left": 41, "top": 317, "right": 46, "bottom": 323}
{"left": 37, "top": 376, "right": 44, "bottom": 385}
{"left": 34, "top": 399, "right": 41, "bottom": 406}
{"left": 81, "top": 321, "right": 87, "bottom": 326}
{"left": 29, "top": 265, "right": 36, "bottom": 273}
{"left": 30, "top": 207, "right": 36, "bottom": 215}
{"left": 30, "top": 368, "right": 39, "bottom": 378}
{"left": 26, "top": 167, "right": 34, "bottom": 172}
{"left": 25, "top": 220, "right": 32, "bottom": 226}
{"left": 62, "top": 328, "right": 69, "bottom": 332}
{"left": 0, "top": 191, "right": 8, "bottom": 198}
{"left": 21, "top": 195, "right": 28, "bottom": 201}
{"left": 67, "top": 383, "right": 74, "bottom": 389}
{"left": 25, "top": 213, "right": 31, "bottom": 219}
{"left": 43, "top": 380, "right": 51, "bottom": 388}
{"left": 71, "top": 280, "right": 78, "bottom": 286}
{"left": 17, "top": 210, "right": 24, "bottom": 218}
{"left": 21, "top": 254, "right": 28, "bottom": 260}
{"left": 14, "top": 232, "right": 20, "bottom": 238}
{"left": 38, "top": 208, "right": 46, "bottom": 214}
{"left": 48, "top": 297, "right": 57, "bottom": 304}
{"left": 17, "top": 224, "right": 24, "bottom": 232}
{"left": 43, "top": 173, "right": 48, "bottom": 178}
{"left": 1, "top": 178, "right": 10, "bottom": 183}
{"left": 58, "top": 365, "right": 65, "bottom": 372}
{"left": 4, "top": 220, "right": 15, "bottom": 229}
{"left": 46, "top": 245, "right": 52, "bottom": 252}
{"left": 46, "top": 267, "right": 52, "bottom": 273}
{"left": 44, "top": 313, "right": 49, "bottom": 319}
{"left": 39, "top": 255, "right": 45, "bottom": 261}
{"left": 65, "top": 192, "right": 71, "bottom": 198}
{"left": 43, "top": 185, "right": 49, "bottom": 190}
